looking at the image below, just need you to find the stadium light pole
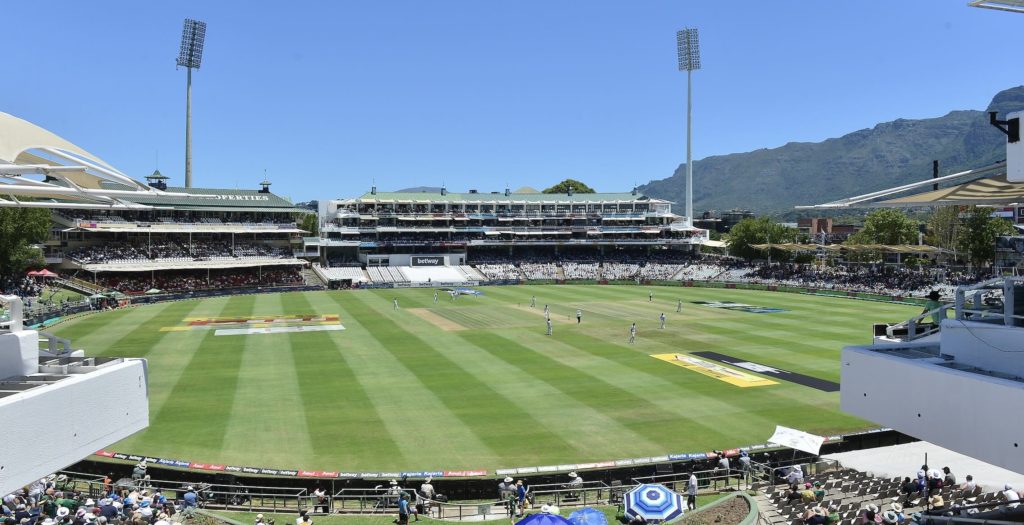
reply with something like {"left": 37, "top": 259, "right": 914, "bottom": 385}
{"left": 677, "top": 28, "right": 700, "bottom": 226}
{"left": 177, "top": 18, "right": 207, "bottom": 188}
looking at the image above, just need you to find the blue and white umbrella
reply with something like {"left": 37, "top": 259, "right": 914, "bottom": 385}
{"left": 624, "top": 484, "right": 685, "bottom": 523}
{"left": 516, "top": 512, "right": 573, "bottom": 525}
{"left": 568, "top": 508, "right": 608, "bottom": 525}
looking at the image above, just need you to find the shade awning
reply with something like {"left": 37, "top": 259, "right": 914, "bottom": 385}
{"left": 875, "top": 174, "right": 1024, "bottom": 207}
{"left": 750, "top": 243, "right": 820, "bottom": 252}
{"left": 768, "top": 425, "right": 825, "bottom": 456}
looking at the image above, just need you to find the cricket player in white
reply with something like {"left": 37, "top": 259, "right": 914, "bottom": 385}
{"left": 546, "top": 318, "right": 553, "bottom": 336}
{"left": 393, "top": 297, "right": 399, "bottom": 310}
{"left": 530, "top": 296, "right": 536, "bottom": 308}
{"left": 677, "top": 299, "right": 682, "bottom": 313}
{"left": 543, "top": 304, "right": 549, "bottom": 316}
{"left": 576, "top": 309, "right": 582, "bottom": 324}
{"left": 649, "top": 291, "right": 654, "bottom": 302}
{"left": 434, "top": 291, "right": 438, "bottom": 303}
{"left": 629, "top": 323, "right": 637, "bottom": 344}
{"left": 659, "top": 312, "right": 666, "bottom": 329}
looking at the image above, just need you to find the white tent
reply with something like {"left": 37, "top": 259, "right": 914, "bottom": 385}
{"left": 768, "top": 425, "right": 825, "bottom": 456}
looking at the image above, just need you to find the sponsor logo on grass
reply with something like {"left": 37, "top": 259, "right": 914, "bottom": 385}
{"left": 161, "top": 314, "right": 347, "bottom": 336}
{"left": 691, "top": 351, "right": 840, "bottom": 392}
{"left": 692, "top": 300, "right": 787, "bottom": 314}
{"left": 650, "top": 354, "right": 778, "bottom": 388}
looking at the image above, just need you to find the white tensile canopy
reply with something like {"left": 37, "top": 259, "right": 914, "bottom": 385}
{"left": 768, "top": 425, "right": 826, "bottom": 456}
{"left": 0, "top": 111, "right": 203, "bottom": 209}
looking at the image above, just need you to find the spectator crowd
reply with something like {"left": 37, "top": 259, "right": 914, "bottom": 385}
{"left": 68, "top": 241, "right": 294, "bottom": 265}
{"left": 97, "top": 268, "right": 304, "bottom": 295}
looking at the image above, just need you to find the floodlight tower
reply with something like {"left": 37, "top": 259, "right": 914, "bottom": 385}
{"left": 177, "top": 18, "right": 207, "bottom": 188}
{"left": 676, "top": 28, "right": 700, "bottom": 226}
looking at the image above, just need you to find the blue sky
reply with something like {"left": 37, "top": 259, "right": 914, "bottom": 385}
{"left": 2, "top": 1, "right": 1021, "bottom": 201}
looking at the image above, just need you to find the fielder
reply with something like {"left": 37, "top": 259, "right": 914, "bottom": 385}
{"left": 629, "top": 322, "right": 637, "bottom": 344}
{"left": 434, "top": 291, "right": 439, "bottom": 303}
{"left": 659, "top": 312, "right": 666, "bottom": 329}
{"left": 393, "top": 297, "right": 399, "bottom": 310}
{"left": 677, "top": 299, "right": 682, "bottom": 313}
{"left": 576, "top": 309, "right": 582, "bottom": 324}
{"left": 546, "top": 318, "right": 553, "bottom": 336}
{"left": 530, "top": 295, "right": 537, "bottom": 308}
{"left": 649, "top": 291, "right": 654, "bottom": 302}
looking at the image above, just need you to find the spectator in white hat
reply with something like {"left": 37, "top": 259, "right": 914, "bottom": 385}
{"left": 565, "top": 472, "right": 583, "bottom": 499}
{"left": 419, "top": 478, "right": 435, "bottom": 502}
{"left": 1001, "top": 485, "right": 1020, "bottom": 509}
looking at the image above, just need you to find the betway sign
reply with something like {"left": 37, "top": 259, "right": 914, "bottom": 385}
{"left": 411, "top": 256, "right": 445, "bottom": 266}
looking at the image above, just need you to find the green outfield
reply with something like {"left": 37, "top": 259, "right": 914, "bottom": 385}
{"left": 50, "top": 285, "right": 916, "bottom": 472}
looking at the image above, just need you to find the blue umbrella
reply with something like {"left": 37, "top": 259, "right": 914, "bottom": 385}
{"left": 624, "top": 484, "right": 685, "bottom": 523}
{"left": 568, "top": 508, "right": 609, "bottom": 525}
{"left": 516, "top": 513, "right": 573, "bottom": 525}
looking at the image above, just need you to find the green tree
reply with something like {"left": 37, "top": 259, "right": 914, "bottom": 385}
{"left": 0, "top": 208, "right": 51, "bottom": 280}
{"left": 925, "top": 206, "right": 961, "bottom": 253}
{"left": 542, "top": 179, "right": 595, "bottom": 194}
{"left": 957, "top": 206, "right": 1017, "bottom": 268}
{"left": 847, "top": 208, "right": 919, "bottom": 245}
{"left": 727, "top": 217, "right": 799, "bottom": 261}
{"left": 299, "top": 213, "right": 319, "bottom": 236}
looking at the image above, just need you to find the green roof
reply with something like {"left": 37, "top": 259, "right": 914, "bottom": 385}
{"left": 354, "top": 191, "right": 659, "bottom": 203}
{"left": 123, "top": 186, "right": 299, "bottom": 211}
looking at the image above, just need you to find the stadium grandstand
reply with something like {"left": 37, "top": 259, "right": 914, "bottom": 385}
{"left": 50, "top": 183, "right": 311, "bottom": 294}
{"left": 0, "top": 111, "right": 314, "bottom": 296}
{"left": 312, "top": 187, "right": 709, "bottom": 287}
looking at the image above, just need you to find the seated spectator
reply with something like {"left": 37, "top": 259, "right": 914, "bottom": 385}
{"left": 812, "top": 481, "right": 826, "bottom": 501}
{"left": 800, "top": 483, "right": 817, "bottom": 503}
{"left": 959, "top": 475, "right": 976, "bottom": 495}
{"left": 854, "top": 508, "right": 878, "bottom": 525}
{"left": 825, "top": 505, "right": 840, "bottom": 525}
{"left": 889, "top": 503, "right": 905, "bottom": 525}
{"left": 927, "top": 470, "right": 943, "bottom": 495}
{"left": 802, "top": 507, "right": 827, "bottom": 525}
{"left": 786, "top": 486, "right": 803, "bottom": 504}
{"left": 942, "top": 467, "right": 956, "bottom": 488}
{"left": 1001, "top": 485, "right": 1020, "bottom": 509}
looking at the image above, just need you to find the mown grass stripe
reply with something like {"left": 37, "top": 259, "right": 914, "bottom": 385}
{"left": 459, "top": 331, "right": 714, "bottom": 451}
{"left": 61, "top": 302, "right": 179, "bottom": 356}
{"left": 142, "top": 295, "right": 256, "bottom": 462}
{"left": 339, "top": 291, "right": 582, "bottom": 464}
{"left": 221, "top": 293, "right": 317, "bottom": 467}
{"left": 285, "top": 291, "right": 409, "bottom": 468}
{"left": 301, "top": 291, "right": 499, "bottom": 469}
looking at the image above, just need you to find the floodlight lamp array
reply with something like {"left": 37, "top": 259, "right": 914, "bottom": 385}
{"left": 176, "top": 18, "right": 207, "bottom": 69}
{"left": 676, "top": 28, "right": 701, "bottom": 72}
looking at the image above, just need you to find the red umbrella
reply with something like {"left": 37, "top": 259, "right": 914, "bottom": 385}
{"left": 37, "top": 269, "right": 58, "bottom": 278}
{"left": 26, "top": 270, "right": 42, "bottom": 277}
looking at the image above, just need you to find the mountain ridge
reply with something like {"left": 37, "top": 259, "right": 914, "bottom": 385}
{"left": 639, "top": 86, "right": 1024, "bottom": 215}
